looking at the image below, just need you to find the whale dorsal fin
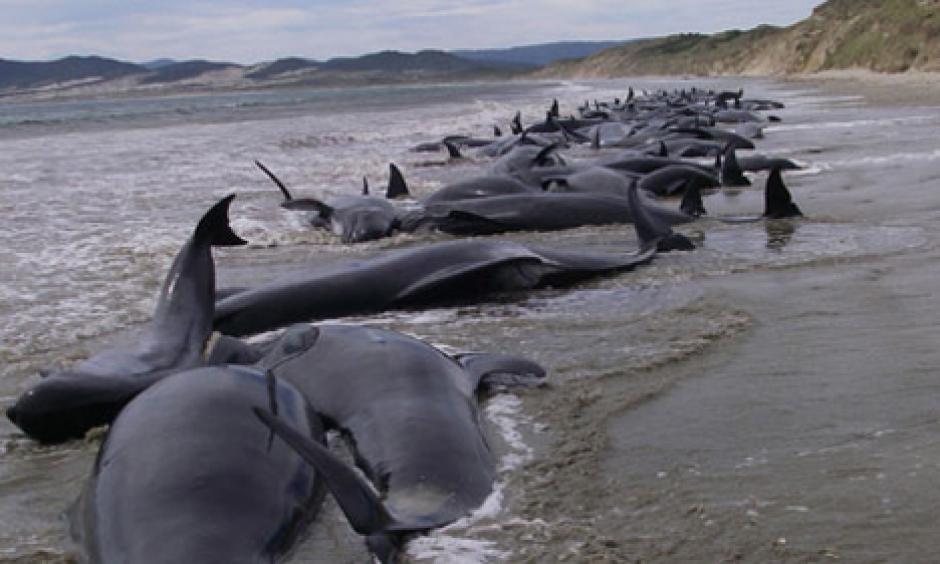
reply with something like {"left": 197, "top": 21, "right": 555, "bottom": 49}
{"left": 386, "top": 163, "right": 409, "bottom": 199}
{"left": 194, "top": 194, "right": 247, "bottom": 246}
{"left": 362, "top": 177, "right": 370, "bottom": 196}
{"left": 493, "top": 125, "right": 502, "bottom": 137}
{"left": 764, "top": 168, "right": 803, "bottom": 219}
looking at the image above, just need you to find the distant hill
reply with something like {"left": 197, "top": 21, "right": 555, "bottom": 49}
{"left": 141, "top": 58, "right": 176, "bottom": 70}
{"left": 0, "top": 55, "right": 145, "bottom": 91}
{"left": 246, "top": 57, "right": 319, "bottom": 80}
{"left": 539, "top": 0, "right": 940, "bottom": 78}
{"left": 140, "top": 60, "right": 241, "bottom": 84}
{"left": 322, "top": 50, "right": 488, "bottom": 73}
{"left": 0, "top": 49, "right": 522, "bottom": 98}
{"left": 453, "top": 40, "right": 628, "bottom": 67}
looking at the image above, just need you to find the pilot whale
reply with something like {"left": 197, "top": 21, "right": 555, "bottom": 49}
{"left": 6, "top": 195, "right": 246, "bottom": 444}
{"left": 214, "top": 185, "right": 692, "bottom": 337}
{"left": 255, "top": 323, "right": 545, "bottom": 563}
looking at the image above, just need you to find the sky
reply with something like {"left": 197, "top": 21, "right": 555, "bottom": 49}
{"left": 0, "top": 0, "right": 823, "bottom": 64}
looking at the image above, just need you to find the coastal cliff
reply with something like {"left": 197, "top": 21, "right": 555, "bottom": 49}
{"left": 539, "top": 0, "right": 940, "bottom": 78}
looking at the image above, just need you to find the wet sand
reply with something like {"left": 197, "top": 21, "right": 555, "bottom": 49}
{"left": 792, "top": 70, "right": 940, "bottom": 107}
{"left": 471, "top": 77, "right": 940, "bottom": 562}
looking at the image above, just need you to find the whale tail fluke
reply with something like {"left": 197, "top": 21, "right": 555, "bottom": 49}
{"left": 386, "top": 163, "right": 409, "bottom": 199}
{"left": 195, "top": 194, "right": 247, "bottom": 247}
{"left": 764, "top": 168, "right": 803, "bottom": 219}
{"left": 629, "top": 183, "right": 694, "bottom": 253}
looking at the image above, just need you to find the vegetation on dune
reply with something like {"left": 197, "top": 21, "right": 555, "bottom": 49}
{"left": 539, "top": 0, "right": 940, "bottom": 77}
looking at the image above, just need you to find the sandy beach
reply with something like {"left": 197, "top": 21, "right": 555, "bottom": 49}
{"left": 457, "top": 74, "right": 940, "bottom": 562}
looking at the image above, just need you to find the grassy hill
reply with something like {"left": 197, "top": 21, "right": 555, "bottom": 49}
{"left": 540, "top": 0, "right": 940, "bottom": 78}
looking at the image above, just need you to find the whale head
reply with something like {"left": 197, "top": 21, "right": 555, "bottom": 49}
{"left": 7, "top": 372, "right": 147, "bottom": 444}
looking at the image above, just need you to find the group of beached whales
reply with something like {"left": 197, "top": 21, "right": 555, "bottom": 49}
{"left": 6, "top": 87, "right": 803, "bottom": 563}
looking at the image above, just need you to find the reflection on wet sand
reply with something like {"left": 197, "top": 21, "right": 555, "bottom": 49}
{"left": 766, "top": 220, "right": 796, "bottom": 251}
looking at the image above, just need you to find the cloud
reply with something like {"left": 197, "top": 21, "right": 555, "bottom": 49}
{"left": 0, "top": 0, "right": 822, "bottom": 63}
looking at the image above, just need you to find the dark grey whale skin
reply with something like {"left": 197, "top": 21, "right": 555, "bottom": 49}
{"left": 256, "top": 323, "right": 546, "bottom": 563}
{"left": 68, "top": 365, "right": 326, "bottom": 564}
{"left": 213, "top": 238, "right": 655, "bottom": 337}
{"left": 213, "top": 183, "right": 694, "bottom": 338}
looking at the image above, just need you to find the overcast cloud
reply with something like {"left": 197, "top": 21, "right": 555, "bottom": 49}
{"left": 0, "top": 0, "right": 822, "bottom": 63}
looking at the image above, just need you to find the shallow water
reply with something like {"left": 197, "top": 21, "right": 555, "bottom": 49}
{"left": 1, "top": 77, "right": 936, "bottom": 562}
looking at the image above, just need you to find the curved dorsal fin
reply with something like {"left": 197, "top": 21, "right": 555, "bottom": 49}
{"left": 194, "top": 194, "right": 247, "bottom": 246}
{"left": 386, "top": 163, "right": 409, "bottom": 199}
{"left": 764, "top": 168, "right": 803, "bottom": 219}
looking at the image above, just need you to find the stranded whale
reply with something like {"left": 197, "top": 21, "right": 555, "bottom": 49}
{"left": 6, "top": 195, "right": 246, "bottom": 444}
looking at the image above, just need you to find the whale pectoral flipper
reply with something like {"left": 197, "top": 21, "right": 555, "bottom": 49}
{"left": 254, "top": 160, "right": 294, "bottom": 201}
{"left": 531, "top": 142, "right": 563, "bottom": 167}
{"left": 438, "top": 210, "right": 509, "bottom": 234}
{"left": 392, "top": 256, "right": 544, "bottom": 303}
{"left": 281, "top": 197, "right": 333, "bottom": 216}
{"left": 253, "top": 407, "right": 397, "bottom": 536}
{"left": 628, "top": 184, "right": 694, "bottom": 253}
{"left": 454, "top": 353, "right": 547, "bottom": 391}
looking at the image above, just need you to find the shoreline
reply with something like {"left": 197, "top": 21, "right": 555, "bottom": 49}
{"left": 482, "top": 77, "right": 940, "bottom": 562}
{"left": 6, "top": 68, "right": 940, "bottom": 109}
{"left": 786, "top": 69, "right": 940, "bottom": 106}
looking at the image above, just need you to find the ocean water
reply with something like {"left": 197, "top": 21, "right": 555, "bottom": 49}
{"left": 1, "top": 77, "right": 937, "bottom": 562}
